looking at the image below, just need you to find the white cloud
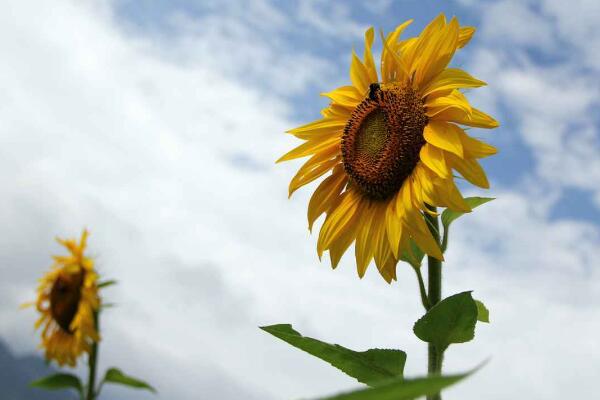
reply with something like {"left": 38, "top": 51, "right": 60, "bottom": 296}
{"left": 1, "top": 1, "right": 599, "bottom": 400}
{"left": 467, "top": 0, "right": 600, "bottom": 206}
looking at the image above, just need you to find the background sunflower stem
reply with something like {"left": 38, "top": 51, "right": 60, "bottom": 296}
{"left": 412, "top": 266, "right": 430, "bottom": 310}
{"left": 86, "top": 311, "right": 99, "bottom": 400}
{"left": 425, "top": 206, "right": 443, "bottom": 400}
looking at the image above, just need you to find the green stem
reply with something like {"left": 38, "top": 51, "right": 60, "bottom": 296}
{"left": 86, "top": 312, "right": 99, "bottom": 400}
{"left": 425, "top": 206, "right": 443, "bottom": 400}
{"left": 412, "top": 266, "right": 430, "bottom": 310}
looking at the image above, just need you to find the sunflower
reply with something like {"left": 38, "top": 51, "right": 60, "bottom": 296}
{"left": 278, "top": 15, "right": 498, "bottom": 283}
{"left": 32, "top": 230, "right": 100, "bottom": 366}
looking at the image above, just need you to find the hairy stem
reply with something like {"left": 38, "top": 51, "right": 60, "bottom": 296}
{"left": 425, "top": 206, "right": 443, "bottom": 400}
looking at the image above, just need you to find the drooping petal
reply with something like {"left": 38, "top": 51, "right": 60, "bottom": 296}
{"left": 307, "top": 167, "right": 348, "bottom": 231}
{"left": 385, "top": 197, "right": 403, "bottom": 258}
{"left": 377, "top": 255, "right": 398, "bottom": 284}
{"left": 355, "top": 200, "right": 377, "bottom": 277}
{"left": 288, "top": 149, "right": 341, "bottom": 196}
{"left": 329, "top": 199, "right": 363, "bottom": 268}
{"left": 373, "top": 202, "right": 393, "bottom": 269}
{"left": 317, "top": 190, "right": 361, "bottom": 257}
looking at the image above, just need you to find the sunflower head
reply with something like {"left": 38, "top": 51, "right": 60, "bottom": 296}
{"left": 31, "top": 230, "right": 100, "bottom": 367}
{"left": 279, "top": 15, "right": 498, "bottom": 283}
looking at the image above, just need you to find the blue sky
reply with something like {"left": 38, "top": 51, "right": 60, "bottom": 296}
{"left": 114, "top": 0, "right": 600, "bottom": 222}
{"left": 1, "top": 1, "right": 599, "bottom": 399}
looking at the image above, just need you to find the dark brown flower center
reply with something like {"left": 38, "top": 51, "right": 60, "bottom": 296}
{"left": 50, "top": 270, "right": 84, "bottom": 334}
{"left": 341, "top": 83, "right": 428, "bottom": 200}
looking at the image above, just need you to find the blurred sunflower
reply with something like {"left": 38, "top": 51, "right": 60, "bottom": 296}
{"left": 31, "top": 230, "right": 100, "bottom": 366}
{"left": 278, "top": 14, "right": 498, "bottom": 282}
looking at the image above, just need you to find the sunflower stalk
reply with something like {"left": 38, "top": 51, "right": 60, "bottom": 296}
{"left": 86, "top": 311, "right": 100, "bottom": 400}
{"left": 425, "top": 206, "right": 443, "bottom": 400}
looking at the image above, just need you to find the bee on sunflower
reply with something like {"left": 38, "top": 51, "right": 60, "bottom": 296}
{"left": 278, "top": 14, "right": 498, "bottom": 283}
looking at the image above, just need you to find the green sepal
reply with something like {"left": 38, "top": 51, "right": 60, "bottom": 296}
{"left": 441, "top": 197, "right": 495, "bottom": 252}
{"left": 399, "top": 240, "right": 425, "bottom": 268}
{"left": 98, "top": 279, "right": 118, "bottom": 288}
{"left": 413, "top": 291, "right": 478, "bottom": 353}
{"left": 30, "top": 373, "right": 83, "bottom": 396}
{"left": 314, "top": 368, "right": 476, "bottom": 400}
{"left": 261, "top": 324, "right": 405, "bottom": 387}
{"left": 101, "top": 368, "right": 156, "bottom": 393}
{"left": 474, "top": 299, "right": 490, "bottom": 323}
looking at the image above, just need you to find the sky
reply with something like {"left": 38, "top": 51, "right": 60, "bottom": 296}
{"left": 1, "top": 0, "right": 599, "bottom": 399}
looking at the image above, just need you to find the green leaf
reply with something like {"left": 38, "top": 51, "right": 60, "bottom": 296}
{"left": 441, "top": 197, "right": 494, "bottom": 251}
{"left": 102, "top": 368, "right": 156, "bottom": 393}
{"left": 474, "top": 299, "right": 490, "bottom": 323}
{"left": 30, "top": 373, "right": 83, "bottom": 395}
{"left": 315, "top": 369, "right": 473, "bottom": 400}
{"left": 413, "top": 291, "right": 478, "bottom": 352}
{"left": 260, "top": 324, "right": 405, "bottom": 387}
{"left": 98, "top": 279, "right": 118, "bottom": 288}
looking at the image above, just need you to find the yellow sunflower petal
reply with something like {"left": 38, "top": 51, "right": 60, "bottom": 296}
{"left": 423, "top": 120, "right": 464, "bottom": 157}
{"left": 426, "top": 89, "right": 472, "bottom": 118}
{"left": 307, "top": 167, "right": 347, "bottom": 231}
{"left": 287, "top": 117, "right": 346, "bottom": 139}
{"left": 446, "top": 152, "right": 490, "bottom": 188}
{"left": 276, "top": 136, "right": 339, "bottom": 163}
{"left": 350, "top": 50, "right": 371, "bottom": 95}
{"left": 405, "top": 13, "right": 447, "bottom": 73}
{"left": 321, "top": 85, "right": 363, "bottom": 109}
{"left": 380, "top": 19, "right": 413, "bottom": 83}
{"left": 433, "top": 106, "right": 499, "bottom": 129}
{"left": 460, "top": 133, "right": 498, "bottom": 158}
{"left": 414, "top": 16, "right": 459, "bottom": 87}
{"left": 458, "top": 26, "right": 475, "bottom": 48}
{"left": 355, "top": 201, "right": 377, "bottom": 277}
{"left": 420, "top": 143, "right": 450, "bottom": 178}
{"left": 321, "top": 103, "right": 352, "bottom": 119}
{"left": 317, "top": 191, "right": 361, "bottom": 257}
{"left": 404, "top": 209, "right": 444, "bottom": 261}
{"left": 373, "top": 202, "right": 392, "bottom": 268}
{"left": 433, "top": 174, "right": 472, "bottom": 212}
{"left": 364, "top": 27, "right": 378, "bottom": 83}
{"left": 385, "top": 198, "right": 403, "bottom": 258}
{"left": 329, "top": 209, "right": 361, "bottom": 269}
{"left": 422, "top": 68, "right": 486, "bottom": 97}
{"left": 288, "top": 154, "right": 341, "bottom": 197}
{"left": 377, "top": 256, "right": 398, "bottom": 284}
